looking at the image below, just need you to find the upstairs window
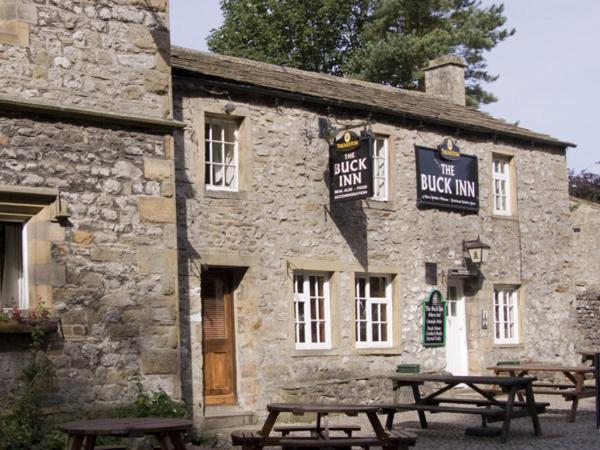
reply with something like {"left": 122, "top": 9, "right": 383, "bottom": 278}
{"left": 492, "top": 156, "right": 512, "bottom": 215}
{"left": 205, "top": 117, "right": 239, "bottom": 191}
{"left": 0, "top": 222, "right": 28, "bottom": 310}
{"left": 372, "top": 136, "right": 389, "bottom": 201}
{"left": 355, "top": 275, "right": 392, "bottom": 348}
{"left": 493, "top": 286, "right": 519, "bottom": 344}
{"left": 293, "top": 272, "right": 331, "bottom": 350}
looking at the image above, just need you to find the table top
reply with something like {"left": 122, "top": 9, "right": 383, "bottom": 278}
{"left": 60, "top": 418, "right": 193, "bottom": 436}
{"left": 267, "top": 402, "right": 381, "bottom": 414}
{"left": 488, "top": 364, "right": 594, "bottom": 373}
{"left": 387, "top": 374, "right": 536, "bottom": 386}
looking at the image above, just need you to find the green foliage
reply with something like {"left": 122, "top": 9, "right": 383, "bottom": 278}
{"left": 208, "top": 0, "right": 514, "bottom": 108}
{"left": 0, "top": 328, "right": 64, "bottom": 450}
{"left": 115, "top": 373, "right": 187, "bottom": 419}
{"left": 569, "top": 169, "right": 600, "bottom": 203}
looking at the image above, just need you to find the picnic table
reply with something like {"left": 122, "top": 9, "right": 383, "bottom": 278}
{"left": 59, "top": 417, "right": 192, "bottom": 450}
{"left": 380, "top": 374, "right": 547, "bottom": 443}
{"left": 231, "top": 402, "right": 417, "bottom": 449}
{"left": 488, "top": 363, "right": 595, "bottom": 422}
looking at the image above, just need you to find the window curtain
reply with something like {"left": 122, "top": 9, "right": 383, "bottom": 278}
{"left": 0, "top": 223, "right": 24, "bottom": 309}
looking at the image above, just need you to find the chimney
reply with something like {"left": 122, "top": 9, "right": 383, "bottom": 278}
{"left": 424, "top": 55, "right": 466, "bottom": 106}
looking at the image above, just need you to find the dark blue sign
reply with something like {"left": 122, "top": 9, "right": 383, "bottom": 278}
{"left": 415, "top": 146, "right": 479, "bottom": 213}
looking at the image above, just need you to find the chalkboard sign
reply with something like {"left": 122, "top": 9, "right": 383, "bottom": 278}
{"left": 422, "top": 289, "right": 446, "bottom": 347}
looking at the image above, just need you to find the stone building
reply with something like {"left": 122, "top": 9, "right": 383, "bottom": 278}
{"left": 171, "top": 48, "right": 577, "bottom": 426}
{"left": 0, "top": 0, "right": 182, "bottom": 409}
{"left": 0, "top": 0, "right": 578, "bottom": 433}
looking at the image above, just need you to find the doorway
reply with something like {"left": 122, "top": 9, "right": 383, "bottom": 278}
{"left": 201, "top": 269, "right": 237, "bottom": 405}
{"left": 445, "top": 279, "right": 469, "bottom": 375}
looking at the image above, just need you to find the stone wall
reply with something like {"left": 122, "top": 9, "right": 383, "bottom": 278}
{"left": 0, "top": 0, "right": 171, "bottom": 118}
{"left": 0, "top": 111, "right": 179, "bottom": 410}
{"left": 577, "top": 288, "right": 600, "bottom": 349}
{"left": 571, "top": 198, "right": 600, "bottom": 291}
{"left": 174, "top": 81, "right": 576, "bottom": 422}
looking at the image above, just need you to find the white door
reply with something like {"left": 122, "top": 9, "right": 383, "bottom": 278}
{"left": 445, "top": 280, "right": 468, "bottom": 375}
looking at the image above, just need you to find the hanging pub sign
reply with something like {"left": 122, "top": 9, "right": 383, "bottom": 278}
{"left": 415, "top": 138, "right": 479, "bottom": 213}
{"left": 329, "top": 130, "right": 373, "bottom": 203}
{"left": 422, "top": 289, "right": 446, "bottom": 347}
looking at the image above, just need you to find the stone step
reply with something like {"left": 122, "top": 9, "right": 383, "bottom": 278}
{"left": 203, "top": 411, "right": 258, "bottom": 430}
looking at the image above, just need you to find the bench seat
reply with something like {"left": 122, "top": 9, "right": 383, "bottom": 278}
{"left": 274, "top": 424, "right": 360, "bottom": 436}
{"left": 232, "top": 429, "right": 416, "bottom": 449}
{"left": 427, "top": 397, "right": 550, "bottom": 410}
{"left": 279, "top": 430, "right": 416, "bottom": 448}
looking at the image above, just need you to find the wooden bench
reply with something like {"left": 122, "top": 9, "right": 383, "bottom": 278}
{"left": 425, "top": 396, "right": 550, "bottom": 410}
{"left": 94, "top": 446, "right": 127, "bottom": 450}
{"left": 273, "top": 424, "right": 361, "bottom": 436}
{"left": 232, "top": 429, "right": 416, "bottom": 449}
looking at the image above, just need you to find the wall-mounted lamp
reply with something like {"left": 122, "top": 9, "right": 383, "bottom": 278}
{"left": 448, "top": 236, "right": 491, "bottom": 278}
{"left": 463, "top": 236, "right": 490, "bottom": 267}
{"left": 224, "top": 102, "right": 237, "bottom": 114}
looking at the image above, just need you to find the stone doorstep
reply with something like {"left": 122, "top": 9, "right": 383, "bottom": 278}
{"left": 202, "top": 410, "right": 258, "bottom": 430}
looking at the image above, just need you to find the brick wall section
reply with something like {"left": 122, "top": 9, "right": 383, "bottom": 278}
{"left": 174, "top": 82, "right": 576, "bottom": 419}
{"left": 0, "top": 0, "right": 171, "bottom": 118}
{"left": 0, "top": 112, "right": 179, "bottom": 409}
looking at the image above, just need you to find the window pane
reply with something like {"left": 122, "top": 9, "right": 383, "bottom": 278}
{"left": 225, "top": 166, "right": 236, "bottom": 187}
{"left": 212, "top": 165, "right": 223, "bottom": 186}
{"left": 319, "top": 321, "right": 325, "bottom": 343}
{"left": 311, "top": 321, "right": 318, "bottom": 343}
{"left": 298, "top": 302, "right": 305, "bottom": 322}
{"left": 295, "top": 275, "right": 303, "bottom": 293}
{"left": 298, "top": 324, "right": 305, "bottom": 343}
{"left": 224, "top": 143, "right": 235, "bottom": 164}
{"left": 357, "top": 299, "right": 366, "bottom": 320}
{"left": 212, "top": 142, "right": 223, "bottom": 163}
{"left": 310, "top": 277, "right": 316, "bottom": 296}
{"left": 224, "top": 121, "right": 236, "bottom": 143}
{"left": 212, "top": 122, "right": 223, "bottom": 141}
{"left": 370, "top": 277, "right": 385, "bottom": 297}
{"left": 371, "top": 303, "right": 379, "bottom": 322}
{"left": 381, "top": 324, "right": 388, "bottom": 342}
{"left": 357, "top": 277, "right": 366, "bottom": 298}
{"left": 359, "top": 321, "right": 366, "bottom": 341}
{"left": 372, "top": 323, "right": 379, "bottom": 341}
{"left": 205, "top": 123, "right": 211, "bottom": 140}
{"left": 205, "top": 163, "right": 211, "bottom": 185}
{"left": 310, "top": 298, "right": 317, "bottom": 320}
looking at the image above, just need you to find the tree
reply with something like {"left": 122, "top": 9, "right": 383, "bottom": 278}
{"left": 569, "top": 169, "right": 600, "bottom": 203}
{"left": 207, "top": 0, "right": 514, "bottom": 108}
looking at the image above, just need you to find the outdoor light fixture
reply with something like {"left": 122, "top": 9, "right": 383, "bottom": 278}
{"left": 463, "top": 236, "right": 490, "bottom": 267}
{"left": 224, "top": 102, "right": 237, "bottom": 114}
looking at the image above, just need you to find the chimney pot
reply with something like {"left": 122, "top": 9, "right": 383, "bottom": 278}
{"left": 424, "top": 55, "right": 467, "bottom": 106}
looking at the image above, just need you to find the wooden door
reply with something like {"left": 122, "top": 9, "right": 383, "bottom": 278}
{"left": 202, "top": 269, "right": 237, "bottom": 405}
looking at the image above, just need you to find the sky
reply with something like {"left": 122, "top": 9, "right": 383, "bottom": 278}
{"left": 170, "top": 0, "right": 600, "bottom": 174}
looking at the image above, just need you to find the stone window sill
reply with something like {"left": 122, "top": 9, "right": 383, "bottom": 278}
{"left": 204, "top": 188, "right": 248, "bottom": 200}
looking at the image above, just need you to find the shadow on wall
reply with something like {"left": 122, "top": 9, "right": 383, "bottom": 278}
{"left": 323, "top": 169, "right": 369, "bottom": 269}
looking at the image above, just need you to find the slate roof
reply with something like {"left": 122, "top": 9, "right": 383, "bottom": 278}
{"left": 171, "top": 46, "right": 574, "bottom": 149}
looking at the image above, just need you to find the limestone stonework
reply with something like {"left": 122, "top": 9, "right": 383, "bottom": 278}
{"left": 0, "top": 0, "right": 179, "bottom": 412}
{"left": 571, "top": 197, "right": 600, "bottom": 291}
{"left": 0, "top": 0, "right": 171, "bottom": 118}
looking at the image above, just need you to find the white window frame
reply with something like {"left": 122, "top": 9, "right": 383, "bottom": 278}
{"left": 493, "top": 286, "right": 519, "bottom": 344}
{"left": 293, "top": 272, "right": 331, "bottom": 350}
{"left": 205, "top": 117, "right": 239, "bottom": 191}
{"left": 355, "top": 274, "right": 393, "bottom": 348}
{"left": 0, "top": 221, "right": 29, "bottom": 311}
{"left": 372, "top": 135, "right": 389, "bottom": 201}
{"left": 492, "top": 156, "right": 511, "bottom": 215}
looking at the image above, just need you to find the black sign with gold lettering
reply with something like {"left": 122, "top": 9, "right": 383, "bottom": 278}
{"left": 416, "top": 140, "right": 479, "bottom": 213}
{"left": 329, "top": 131, "right": 373, "bottom": 203}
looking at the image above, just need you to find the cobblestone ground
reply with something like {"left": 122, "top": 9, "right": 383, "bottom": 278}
{"left": 201, "top": 395, "right": 600, "bottom": 449}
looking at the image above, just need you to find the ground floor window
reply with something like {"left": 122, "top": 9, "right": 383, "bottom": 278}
{"left": 493, "top": 285, "right": 519, "bottom": 344}
{"left": 355, "top": 275, "right": 392, "bottom": 348}
{"left": 293, "top": 272, "right": 331, "bottom": 349}
{"left": 0, "top": 222, "right": 28, "bottom": 309}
